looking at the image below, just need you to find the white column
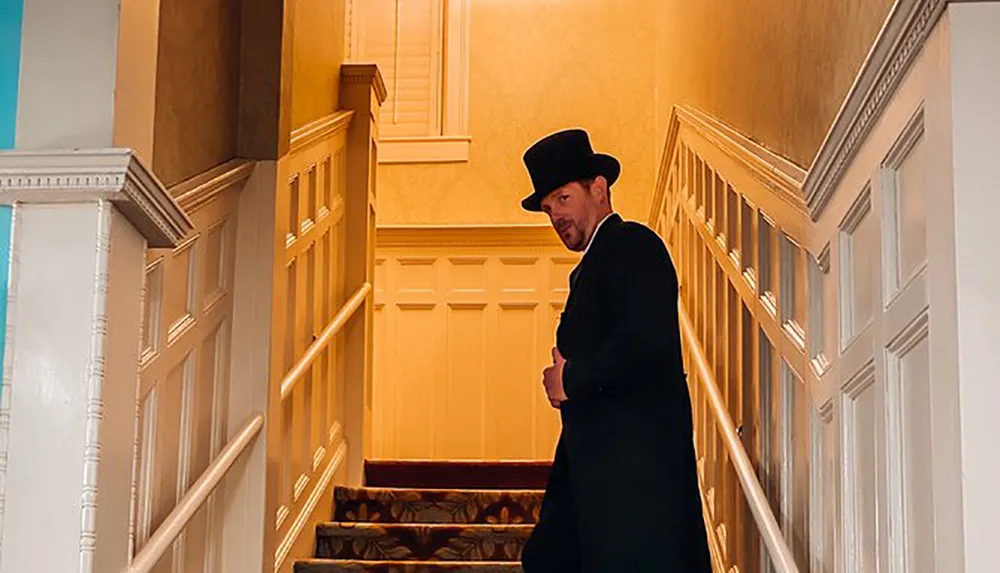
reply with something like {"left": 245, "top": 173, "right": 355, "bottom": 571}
{"left": 0, "top": 149, "right": 190, "bottom": 573}
{"left": 946, "top": 4, "right": 1000, "bottom": 571}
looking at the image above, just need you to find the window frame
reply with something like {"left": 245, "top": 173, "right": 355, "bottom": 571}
{"left": 346, "top": 0, "right": 472, "bottom": 164}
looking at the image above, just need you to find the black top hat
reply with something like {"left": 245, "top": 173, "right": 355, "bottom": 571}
{"left": 520, "top": 128, "right": 621, "bottom": 212}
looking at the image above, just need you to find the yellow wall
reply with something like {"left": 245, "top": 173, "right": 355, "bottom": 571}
{"left": 376, "top": 0, "right": 659, "bottom": 226}
{"left": 290, "top": 0, "right": 347, "bottom": 132}
{"left": 369, "top": 0, "right": 902, "bottom": 463}
{"left": 653, "top": 0, "right": 894, "bottom": 169}
{"left": 148, "top": 0, "right": 347, "bottom": 186}
{"left": 377, "top": 0, "right": 893, "bottom": 224}
{"left": 152, "top": 0, "right": 242, "bottom": 186}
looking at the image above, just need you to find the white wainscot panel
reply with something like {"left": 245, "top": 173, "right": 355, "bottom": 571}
{"left": 841, "top": 363, "right": 881, "bottom": 573}
{"left": 886, "top": 313, "right": 935, "bottom": 572}
{"left": 839, "top": 190, "right": 877, "bottom": 347}
{"left": 882, "top": 113, "right": 928, "bottom": 298}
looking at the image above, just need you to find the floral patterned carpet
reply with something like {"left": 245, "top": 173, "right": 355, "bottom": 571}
{"left": 294, "top": 486, "right": 543, "bottom": 572}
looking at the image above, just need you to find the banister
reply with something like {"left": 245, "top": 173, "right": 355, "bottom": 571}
{"left": 123, "top": 412, "right": 265, "bottom": 573}
{"left": 678, "top": 301, "right": 800, "bottom": 573}
{"left": 280, "top": 282, "right": 372, "bottom": 401}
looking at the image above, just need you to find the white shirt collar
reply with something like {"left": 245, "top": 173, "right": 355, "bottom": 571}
{"left": 584, "top": 212, "right": 616, "bottom": 255}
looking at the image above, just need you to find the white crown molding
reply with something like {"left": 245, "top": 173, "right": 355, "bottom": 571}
{"left": 803, "top": 0, "right": 950, "bottom": 219}
{"left": 0, "top": 148, "right": 193, "bottom": 248}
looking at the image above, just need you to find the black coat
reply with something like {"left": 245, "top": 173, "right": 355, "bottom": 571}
{"left": 522, "top": 214, "right": 711, "bottom": 572}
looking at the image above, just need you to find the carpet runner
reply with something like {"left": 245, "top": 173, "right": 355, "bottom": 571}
{"left": 295, "top": 462, "right": 547, "bottom": 572}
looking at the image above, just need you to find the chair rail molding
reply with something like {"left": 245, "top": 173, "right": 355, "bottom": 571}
{"left": 376, "top": 224, "right": 564, "bottom": 249}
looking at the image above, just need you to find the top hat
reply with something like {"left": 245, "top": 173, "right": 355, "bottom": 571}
{"left": 520, "top": 128, "right": 621, "bottom": 212}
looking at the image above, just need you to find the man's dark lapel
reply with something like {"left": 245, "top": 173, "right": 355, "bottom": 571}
{"left": 566, "top": 213, "right": 622, "bottom": 301}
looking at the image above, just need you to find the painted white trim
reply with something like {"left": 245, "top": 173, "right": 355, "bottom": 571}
{"left": 221, "top": 160, "right": 277, "bottom": 573}
{"left": 377, "top": 136, "right": 471, "bottom": 164}
{"left": 273, "top": 439, "right": 347, "bottom": 571}
{"left": 879, "top": 107, "right": 926, "bottom": 303}
{"left": 172, "top": 159, "right": 255, "bottom": 214}
{"left": 837, "top": 185, "right": 874, "bottom": 352}
{"left": 289, "top": 112, "right": 354, "bottom": 156}
{"left": 442, "top": 0, "right": 471, "bottom": 138}
{"left": 810, "top": 400, "right": 833, "bottom": 573}
{"left": 343, "top": 0, "right": 361, "bottom": 61}
{"left": 839, "top": 360, "right": 877, "bottom": 573}
{"left": 883, "top": 309, "right": 930, "bottom": 573}
{"left": 349, "top": 0, "right": 471, "bottom": 159}
{"left": 0, "top": 201, "right": 147, "bottom": 573}
{"left": 0, "top": 148, "right": 192, "bottom": 247}
{"left": 0, "top": 203, "right": 21, "bottom": 559}
{"left": 649, "top": 106, "right": 807, "bottom": 234}
{"left": 78, "top": 200, "right": 113, "bottom": 570}
{"left": 699, "top": 484, "right": 729, "bottom": 573}
{"left": 940, "top": 6, "right": 1000, "bottom": 570}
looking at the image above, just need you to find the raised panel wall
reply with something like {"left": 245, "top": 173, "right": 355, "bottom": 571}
{"left": 649, "top": 35, "right": 943, "bottom": 568}
{"left": 271, "top": 116, "right": 351, "bottom": 549}
{"left": 372, "top": 228, "right": 575, "bottom": 461}
{"left": 135, "top": 169, "right": 245, "bottom": 573}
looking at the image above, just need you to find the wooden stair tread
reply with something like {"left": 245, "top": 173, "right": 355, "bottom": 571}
{"left": 364, "top": 460, "right": 552, "bottom": 490}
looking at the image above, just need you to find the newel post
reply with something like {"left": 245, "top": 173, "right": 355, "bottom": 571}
{"left": 339, "top": 64, "right": 385, "bottom": 486}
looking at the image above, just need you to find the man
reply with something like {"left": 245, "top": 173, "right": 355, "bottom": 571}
{"left": 519, "top": 129, "right": 711, "bottom": 572}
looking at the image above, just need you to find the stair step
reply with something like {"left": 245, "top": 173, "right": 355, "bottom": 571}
{"left": 315, "top": 523, "right": 531, "bottom": 562}
{"left": 295, "top": 560, "right": 523, "bottom": 572}
{"left": 334, "top": 487, "right": 543, "bottom": 524}
{"left": 365, "top": 461, "right": 551, "bottom": 490}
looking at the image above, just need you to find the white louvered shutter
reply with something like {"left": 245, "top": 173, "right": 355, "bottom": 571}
{"left": 359, "top": 0, "right": 443, "bottom": 138}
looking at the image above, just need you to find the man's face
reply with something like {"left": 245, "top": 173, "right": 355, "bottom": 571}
{"left": 540, "top": 178, "right": 608, "bottom": 252}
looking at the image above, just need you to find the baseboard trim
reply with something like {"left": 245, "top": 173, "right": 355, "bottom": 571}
{"left": 700, "top": 484, "right": 729, "bottom": 573}
{"left": 273, "top": 439, "right": 348, "bottom": 571}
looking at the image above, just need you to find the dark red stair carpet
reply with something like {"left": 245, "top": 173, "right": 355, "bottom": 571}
{"left": 294, "top": 462, "right": 549, "bottom": 573}
{"left": 295, "top": 562, "right": 522, "bottom": 573}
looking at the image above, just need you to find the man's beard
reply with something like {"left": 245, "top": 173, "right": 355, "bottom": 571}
{"left": 557, "top": 221, "right": 586, "bottom": 252}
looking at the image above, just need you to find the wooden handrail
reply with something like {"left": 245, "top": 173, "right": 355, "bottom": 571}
{"left": 123, "top": 412, "right": 265, "bottom": 573}
{"left": 678, "top": 302, "right": 800, "bottom": 573}
{"left": 280, "top": 282, "right": 372, "bottom": 401}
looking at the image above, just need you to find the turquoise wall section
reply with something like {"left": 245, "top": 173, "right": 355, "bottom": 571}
{"left": 1, "top": 0, "right": 23, "bottom": 148}
{"left": 0, "top": 0, "right": 22, "bottom": 387}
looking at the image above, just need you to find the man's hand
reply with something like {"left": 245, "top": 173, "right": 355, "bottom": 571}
{"left": 543, "top": 347, "right": 569, "bottom": 408}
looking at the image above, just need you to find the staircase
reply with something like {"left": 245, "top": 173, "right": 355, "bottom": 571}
{"left": 295, "top": 461, "right": 549, "bottom": 572}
